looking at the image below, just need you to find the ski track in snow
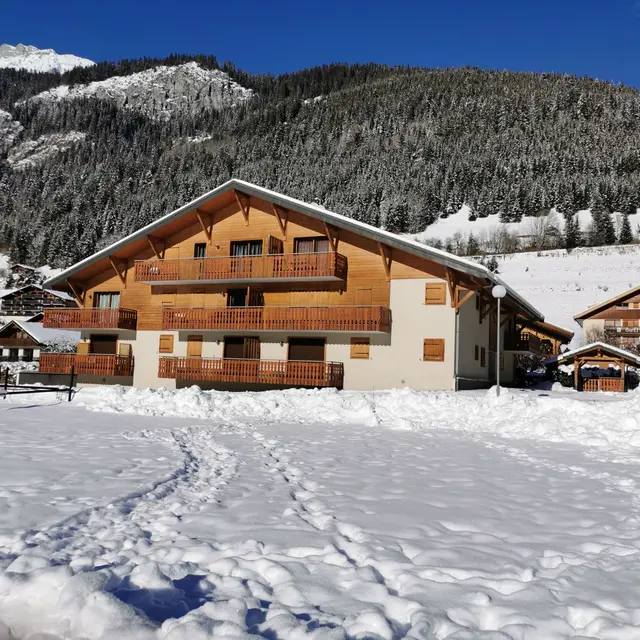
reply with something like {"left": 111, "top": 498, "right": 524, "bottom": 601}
{"left": 2, "top": 396, "right": 640, "bottom": 638}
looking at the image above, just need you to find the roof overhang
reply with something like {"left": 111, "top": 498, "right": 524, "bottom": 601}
{"left": 574, "top": 285, "right": 640, "bottom": 324}
{"left": 547, "top": 341, "right": 640, "bottom": 367}
{"left": 43, "top": 179, "right": 544, "bottom": 322}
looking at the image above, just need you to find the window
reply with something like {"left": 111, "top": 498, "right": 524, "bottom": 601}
{"left": 425, "top": 282, "right": 447, "bottom": 305}
{"left": 350, "top": 337, "right": 370, "bottom": 359}
{"left": 159, "top": 335, "right": 174, "bottom": 353}
{"left": 423, "top": 338, "right": 445, "bottom": 362}
{"left": 93, "top": 292, "right": 120, "bottom": 309}
{"left": 187, "top": 335, "right": 203, "bottom": 357}
{"left": 231, "top": 240, "right": 263, "bottom": 257}
{"left": 480, "top": 346, "right": 486, "bottom": 368}
{"left": 22, "top": 348, "right": 33, "bottom": 362}
{"left": 223, "top": 336, "right": 260, "bottom": 359}
{"left": 294, "top": 237, "right": 330, "bottom": 254}
{"left": 474, "top": 345, "right": 479, "bottom": 361}
{"left": 8, "top": 349, "right": 18, "bottom": 362}
{"left": 194, "top": 243, "right": 207, "bottom": 258}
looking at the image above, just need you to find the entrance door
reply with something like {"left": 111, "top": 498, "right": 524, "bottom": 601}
{"left": 90, "top": 335, "right": 118, "bottom": 354}
{"left": 288, "top": 338, "right": 325, "bottom": 361}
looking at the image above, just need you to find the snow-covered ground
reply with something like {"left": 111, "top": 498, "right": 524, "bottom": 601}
{"left": 2, "top": 386, "right": 640, "bottom": 639}
{"left": 497, "top": 244, "right": 640, "bottom": 346}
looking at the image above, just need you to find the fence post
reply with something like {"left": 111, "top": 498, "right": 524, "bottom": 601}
{"left": 68, "top": 365, "right": 75, "bottom": 402}
{"left": 3, "top": 367, "right": 8, "bottom": 400}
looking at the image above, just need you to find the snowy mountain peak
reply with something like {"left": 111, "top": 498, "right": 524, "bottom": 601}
{"left": 0, "top": 43, "right": 95, "bottom": 73}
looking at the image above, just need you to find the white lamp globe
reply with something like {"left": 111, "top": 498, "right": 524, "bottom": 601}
{"left": 492, "top": 284, "right": 507, "bottom": 299}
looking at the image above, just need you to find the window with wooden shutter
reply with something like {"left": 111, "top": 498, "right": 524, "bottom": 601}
{"left": 425, "top": 282, "right": 447, "bottom": 305}
{"left": 159, "top": 335, "right": 174, "bottom": 354}
{"left": 350, "top": 337, "right": 370, "bottom": 359}
{"left": 77, "top": 342, "right": 90, "bottom": 355}
{"left": 423, "top": 338, "right": 445, "bottom": 362}
{"left": 118, "top": 343, "right": 132, "bottom": 357}
{"left": 187, "top": 335, "right": 203, "bottom": 357}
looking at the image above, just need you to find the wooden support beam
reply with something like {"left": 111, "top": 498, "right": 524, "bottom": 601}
{"left": 271, "top": 203, "right": 288, "bottom": 238}
{"left": 109, "top": 256, "right": 127, "bottom": 285}
{"left": 195, "top": 209, "right": 214, "bottom": 242}
{"left": 146, "top": 235, "right": 165, "bottom": 259}
{"left": 378, "top": 243, "right": 392, "bottom": 280}
{"left": 500, "top": 314, "right": 512, "bottom": 327}
{"left": 445, "top": 269, "right": 458, "bottom": 308}
{"left": 324, "top": 223, "right": 339, "bottom": 252}
{"left": 66, "top": 279, "right": 85, "bottom": 305}
{"left": 233, "top": 190, "right": 250, "bottom": 226}
{"left": 455, "top": 288, "right": 475, "bottom": 313}
{"left": 480, "top": 302, "right": 497, "bottom": 322}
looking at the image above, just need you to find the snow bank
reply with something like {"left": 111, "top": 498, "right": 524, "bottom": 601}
{"left": 75, "top": 385, "right": 640, "bottom": 456}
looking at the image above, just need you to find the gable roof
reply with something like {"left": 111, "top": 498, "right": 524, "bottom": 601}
{"left": 0, "top": 284, "right": 73, "bottom": 301}
{"left": 547, "top": 341, "right": 640, "bottom": 366}
{"left": 0, "top": 319, "right": 80, "bottom": 345}
{"left": 43, "top": 179, "right": 543, "bottom": 321}
{"left": 574, "top": 284, "right": 640, "bottom": 323}
{"left": 525, "top": 318, "right": 574, "bottom": 341}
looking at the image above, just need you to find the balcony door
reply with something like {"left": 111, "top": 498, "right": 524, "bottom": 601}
{"left": 224, "top": 336, "right": 260, "bottom": 359}
{"left": 294, "top": 237, "right": 330, "bottom": 254}
{"left": 93, "top": 292, "right": 120, "bottom": 309}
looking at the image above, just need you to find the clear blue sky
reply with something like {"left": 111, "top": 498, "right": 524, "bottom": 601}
{"left": 4, "top": 0, "right": 640, "bottom": 86}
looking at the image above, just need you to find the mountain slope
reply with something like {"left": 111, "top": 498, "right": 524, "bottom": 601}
{"left": 0, "top": 44, "right": 94, "bottom": 73}
{"left": 3, "top": 55, "right": 640, "bottom": 267}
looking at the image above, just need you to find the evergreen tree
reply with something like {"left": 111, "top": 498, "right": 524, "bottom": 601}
{"left": 600, "top": 212, "right": 617, "bottom": 245}
{"left": 619, "top": 213, "right": 633, "bottom": 244}
{"left": 384, "top": 201, "right": 409, "bottom": 234}
{"left": 564, "top": 214, "right": 580, "bottom": 250}
{"left": 466, "top": 232, "right": 480, "bottom": 255}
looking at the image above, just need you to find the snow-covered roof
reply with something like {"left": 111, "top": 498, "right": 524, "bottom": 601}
{"left": 0, "top": 285, "right": 73, "bottom": 300}
{"left": 0, "top": 319, "right": 80, "bottom": 345}
{"left": 548, "top": 342, "right": 640, "bottom": 366}
{"left": 44, "top": 179, "right": 544, "bottom": 321}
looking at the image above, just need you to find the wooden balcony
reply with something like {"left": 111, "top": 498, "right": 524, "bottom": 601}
{"left": 40, "top": 353, "right": 134, "bottom": 377}
{"left": 158, "top": 357, "right": 344, "bottom": 388}
{"left": 162, "top": 306, "right": 391, "bottom": 333}
{"left": 135, "top": 252, "right": 348, "bottom": 285}
{"left": 504, "top": 331, "right": 541, "bottom": 355}
{"left": 43, "top": 308, "right": 137, "bottom": 331}
{"left": 0, "top": 338, "right": 37, "bottom": 347}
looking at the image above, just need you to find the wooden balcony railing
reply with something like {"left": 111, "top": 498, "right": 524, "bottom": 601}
{"left": 162, "top": 306, "right": 391, "bottom": 333}
{"left": 43, "top": 308, "right": 137, "bottom": 330}
{"left": 158, "top": 357, "right": 344, "bottom": 388}
{"left": 0, "top": 338, "right": 37, "bottom": 347}
{"left": 40, "top": 353, "right": 134, "bottom": 377}
{"left": 583, "top": 378, "right": 624, "bottom": 392}
{"left": 504, "top": 331, "right": 541, "bottom": 355}
{"left": 135, "top": 252, "right": 348, "bottom": 284}
{"left": 605, "top": 326, "right": 640, "bottom": 338}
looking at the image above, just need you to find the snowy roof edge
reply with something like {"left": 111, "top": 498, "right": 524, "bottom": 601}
{"left": 547, "top": 341, "right": 640, "bottom": 365}
{"left": 43, "top": 179, "right": 543, "bottom": 321}
{"left": 573, "top": 284, "right": 640, "bottom": 322}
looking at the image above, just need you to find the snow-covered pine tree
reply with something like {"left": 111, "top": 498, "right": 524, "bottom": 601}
{"left": 466, "top": 232, "right": 480, "bottom": 255}
{"left": 384, "top": 201, "right": 409, "bottom": 234}
{"left": 618, "top": 213, "right": 633, "bottom": 244}
{"left": 563, "top": 214, "right": 580, "bottom": 250}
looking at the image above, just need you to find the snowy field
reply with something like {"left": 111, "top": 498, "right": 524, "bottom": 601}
{"left": 2, "top": 386, "right": 640, "bottom": 639}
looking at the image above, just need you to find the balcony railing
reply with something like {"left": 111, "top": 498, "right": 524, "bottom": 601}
{"left": 0, "top": 338, "right": 37, "bottom": 347}
{"left": 583, "top": 378, "right": 624, "bottom": 392}
{"left": 43, "top": 308, "right": 137, "bottom": 331}
{"left": 158, "top": 357, "right": 344, "bottom": 388}
{"left": 504, "top": 331, "right": 541, "bottom": 355}
{"left": 40, "top": 353, "right": 134, "bottom": 377}
{"left": 162, "top": 306, "right": 391, "bottom": 333}
{"left": 605, "top": 326, "right": 640, "bottom": 337}
{"left": 135, "top": 252, "right": 348, "bottom": 284}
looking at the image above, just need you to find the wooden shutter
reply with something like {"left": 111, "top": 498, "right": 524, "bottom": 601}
{"left": 77, "top": 342, "right": 90, "bottom": 355}
{"left": 159, "top": 334, "right": 174, "bottom": 354}
{"left": 350, "top": 337, "right": 370, "bottom": 359}
{"left": 423, "top": 338, "right": 445, "bottom": 362}
{"left": 187, "top": 335, "right": 202, "bottom": 357}
{"left": 243, "top": 337, "right": 260, "bottom": 359}
{"left": 118, "top": 343, "right": 132, "bottom": 357}
{"left": 267, "top": 235, "right": 284, "bottom": 255}
{"left": 248, "top": 287, "right": 264, "bottom": 307}
{"left": 425, "top": 282, "right": 447, "bottom": 305}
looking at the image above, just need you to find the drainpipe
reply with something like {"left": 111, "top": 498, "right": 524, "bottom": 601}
{"left": 454, "top": 307, "right": 460, "bottom": 391}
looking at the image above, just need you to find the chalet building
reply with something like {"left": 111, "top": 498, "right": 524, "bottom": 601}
{"left": 575, "top": 285, "right": 640, "bottom": 349}
{"left": 0, "top": 285, "right": 76, "bottom": 321}
{"left": 38, "top": 180, "right": 546, "bottom": 391}
{"left": 0, "top": 318, "right": 76, "bottom": 363}
{"left": 517, "top": 319, "right": 574, "bottom": 356}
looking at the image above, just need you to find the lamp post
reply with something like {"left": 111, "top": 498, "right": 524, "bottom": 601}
{"left": 492, "top": 284, "right": 507, "bottom": 397}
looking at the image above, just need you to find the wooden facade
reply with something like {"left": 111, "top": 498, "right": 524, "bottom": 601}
{"left": 0, "top": 285, "right": 77, "bottom": 318}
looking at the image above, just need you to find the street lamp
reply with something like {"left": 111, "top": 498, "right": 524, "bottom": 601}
{"left": 492, "top": 284, "right": 507, "bottom": 396}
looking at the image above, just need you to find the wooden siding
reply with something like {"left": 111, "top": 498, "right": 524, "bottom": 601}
{"left": 158, "top": 356, "right": 344, "bottom": 388}
{"left": 43, "top": 308, "right": 137, "bottom": 330}
{"left": 162, "top": 306, "right": 391, "bottom": 333}
{"left": 0, "top": 287, "right": 77, "bottom": 317}
{"left": 40, "top": 353, "right": 134, "bottom": 376}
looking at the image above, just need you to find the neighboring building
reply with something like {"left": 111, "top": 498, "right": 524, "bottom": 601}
{"left": 517, "top": 318, "right": 574, "bottom": 356}
{"left": 546, "top": 342, "right": 640, "bottom": 392}
{"left": 0, "top": 318, "right": 79, "bottom": 363}
{"left": 0, "top": 285, "right": 77, "bottom": 321}
{"left": 38, "top": 179, "right": 544, "bottom": 390}
{"left": 574, "top": 285, "right": 640, "bottom": 349}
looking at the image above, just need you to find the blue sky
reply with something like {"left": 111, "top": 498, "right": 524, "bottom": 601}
{"left": 4, "top": 0, "right": 640, "bottom": 86}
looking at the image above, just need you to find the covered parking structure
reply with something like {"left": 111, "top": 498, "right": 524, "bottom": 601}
{"left": 546, "top": 342, "right": 640, "bottom": 392}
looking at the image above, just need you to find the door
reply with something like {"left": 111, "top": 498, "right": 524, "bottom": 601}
{"left": 288, "top": 338, "right": 325, "bottom": 361}
{"left": 224, "top": 337, "right": 244, "bottom": 359}
{"left": 90, "top": 335, "right": 118, "bottom": 355}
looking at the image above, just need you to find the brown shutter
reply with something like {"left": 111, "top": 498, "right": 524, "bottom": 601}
{"left": 423, "top": 338, "right": 445, "bottom": 362}
{"left": 425, "top": 282, "right": 447, "bottom": 305}
{"left": 243, "top": 337, "right": 260, "bottom": 359}
{"left": 118, "top": 343, "right": 132, "bottom": 357}
{"left": 159, "top": 335, "right": 174, "bottom": 354}
{"left": 267, "top": 235, "right": 284, "bottom": 255}
{"left": 77, "top": 342, "right": 90, "bottom": 355}
{"left": 187, "top": 335, "right": 203, "bottom": 357}
{"left": 350, "top": 337, "right": 370, "bottom": 359}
